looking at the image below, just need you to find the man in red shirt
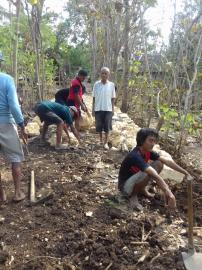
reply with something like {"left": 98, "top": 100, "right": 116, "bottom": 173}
{"left": 118, "top": 128, "right": 193, "bottom": 211}
{"left": 67, "top": 70, "right": 89, "bottom": 130}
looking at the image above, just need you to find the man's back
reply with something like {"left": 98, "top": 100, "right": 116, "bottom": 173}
{"left": 55, "top": 88, "right": 69, "bottom": 104}
{"left": 39, "top": 101, "right": 72, "bottom": 125}
{"left": 0, "top": 72, "right": 23, "bottom": 125}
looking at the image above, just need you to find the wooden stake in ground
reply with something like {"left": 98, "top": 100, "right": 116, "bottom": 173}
{"left": 29, "top": 170, "right": 54, "bottom": 206}
{"left": 0, "top": 172, "right": 6, "bottom": 202}
{"left": 30, "top": 170, "right": 36, "bottom": 203}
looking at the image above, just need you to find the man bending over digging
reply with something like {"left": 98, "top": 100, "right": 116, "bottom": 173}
{"left": 34, "top": 101, "right": 81, "bottom": 150}
{"left": 118, "top": 128, "right": 193, "bottom": 211}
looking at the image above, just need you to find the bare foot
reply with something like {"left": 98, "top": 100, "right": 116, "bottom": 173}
{"left": 0, "top": 188, "right": 7, "bottom": 203}
{"left": 129, "top": 195, "right": 143, "bottom": 211}
{"left": 13, "top": 191, "right": 26, "bottom": 202}
{"left": 141, "top": 188, "right": 155, "bottom": 199}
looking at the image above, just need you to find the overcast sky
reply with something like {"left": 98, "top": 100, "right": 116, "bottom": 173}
{"left": 0, "top": 0, "right": 184, "bottom": 44}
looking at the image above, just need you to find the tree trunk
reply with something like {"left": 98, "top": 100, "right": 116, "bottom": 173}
{"left": 25, "top": 0, "right": 44, "bottom": 101}
{"left": 12, "top": 0, "right": 21, "bottom": 86}
{"left": 9, "top": 0, "right": 13, "bottom": 74}
{"left": 91, "top": 17, "right": 97, "bottom": 82}
{"left": 140, "top": 8, "right": 153, "bottom": 127}
{"left": 121, "top": 0, "right": 130, "bottom": 113}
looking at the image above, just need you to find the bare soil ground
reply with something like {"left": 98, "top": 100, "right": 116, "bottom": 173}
{"left": 0, "top": 130, "right": 202, "bottom": 270}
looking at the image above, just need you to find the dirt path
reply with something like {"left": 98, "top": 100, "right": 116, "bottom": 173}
{"left": 0, "top": 127, "right": 201, "bottom": 270}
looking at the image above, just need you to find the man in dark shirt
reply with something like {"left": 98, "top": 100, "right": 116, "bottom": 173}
{"left": 55, "top": 85, "right": 86, "bottom": 106}
{"left": 55, "top": 88, "right": 69, "bottom": 106}
{"left": 118, "top": 128, "right": 193, "bottom": 211}
{"left": 34, "top": 101, "right": 80, "bottom": 150}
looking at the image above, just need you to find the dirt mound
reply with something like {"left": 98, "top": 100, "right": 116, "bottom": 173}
{"left": 15, "top": 258, "right": 75, "bottom": 270}
{"left": 0, "top": 130, "right": 201, "bottom": 270}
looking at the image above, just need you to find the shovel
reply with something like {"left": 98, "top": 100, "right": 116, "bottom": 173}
{"left": 182, "top": 177, "right": 202, "bottom": 270}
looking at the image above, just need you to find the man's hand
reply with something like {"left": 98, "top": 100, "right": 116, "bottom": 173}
{"left": 76, "top": 138, "right": 83, "bottom": 147}
{"left": 164, "top": 189, "right": 176, "bottom": 209}
{"left": 81, "top": 102, "right": 88, "bottom": 113}
{"left": 185, "top": 174, "right": 194, "bottom": 181}
{"left": 144, "top": 166, "right": 176, "bottom": 209}
{"left": 92, "top": 110, "right": 95, "bottom": 117}
{"left": 70, "top": 125, "right": 81, "bottom": 145}
{"left": 82, "top": 105, "right": 87, "bottom": 112}
{"left": 86, "top": 109, "right": 91, "bottom": 118}
{"left": 112, "top": 109, "right": 114, "bottom": 116}
{"left": 78, "top": 140, "right": 84, "bottom": 147}
{"left": 20, "top": 127, "right": 28, "bottom": 144}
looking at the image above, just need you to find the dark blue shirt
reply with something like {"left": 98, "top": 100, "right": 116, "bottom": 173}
{"left": 41, "top": 101, "right": 73, "bottom": 125}
{"left": 55, "top": 88, "right": 69, "bottom": 106}
{"left": 118, "top": 147, "right": 159, "bottom": 191}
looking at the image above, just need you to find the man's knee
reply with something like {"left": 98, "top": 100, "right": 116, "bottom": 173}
{"left": 57, "top": 121, "right": 64, "bottom": 127}
{"left": 11, "top": 162, "right": 21, "bottom": 172}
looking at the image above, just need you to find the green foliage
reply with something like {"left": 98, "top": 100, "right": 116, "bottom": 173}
{"left": 160, "top": 105, "right": 178, "bottom": 119}
{"left": 180, "top": 113, "right": 198, "bottom": 135}
{"left": 0, "top": 24, "right": 12, "bottom": 70}
{"left": 159, "top": 105, "right": 200, "bottom": 136}
{"left": 129, "top": 60, "right": 141, "bottom": 74}
{"left": 67, "top": 44, "right": 91, "bottom": 75}
{"left": 0, "top": 5, "right": 91, "bottom": 85}
{"left": 44, "top": 58, "right": 56, "bottom": 85}
{"left": 41, "top": 23, "right": 57, "bottom": 50}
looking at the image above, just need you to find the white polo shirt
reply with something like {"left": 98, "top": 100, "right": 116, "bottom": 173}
{"left": 93, "top": 80, "right": 116, "bottom": 112}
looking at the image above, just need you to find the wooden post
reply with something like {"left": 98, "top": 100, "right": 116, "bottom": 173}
{"left": 0, "top": 172, "right": 6, "bottom": 202}
{"left": 187, "top": 178, "right": 194, "bottom": 252}
{"left": 30, "top": 170, "right": 36, "bottom": 203}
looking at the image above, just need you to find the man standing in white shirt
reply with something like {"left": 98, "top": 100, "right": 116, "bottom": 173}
{"left": 92, "top": 67, "right": 116, "bottom": 150}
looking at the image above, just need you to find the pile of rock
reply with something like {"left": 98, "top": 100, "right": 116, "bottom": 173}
{"left": 79, "top": 111, "right": 94, "bottom": 131}
{"left": 25, "top": 116, "right": 41, "bottom": 136}
{"left": 110, "top": 111, "right": 140, "bottom": 151}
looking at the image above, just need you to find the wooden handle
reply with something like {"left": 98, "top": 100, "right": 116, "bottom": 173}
{"left": 0, "top": 172, "right": 2, "bottom": 188}
{"left": 24, "top": 144, "right": 30, "bottom": 156}
{"left": 30, "top": 170, "right": 36, "bottom": 203}
{"left": 187, "top": 179, "right": 194, "bottom": 251}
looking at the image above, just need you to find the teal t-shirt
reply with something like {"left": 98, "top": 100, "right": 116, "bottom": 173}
{"left": 42, "top": 101, "right": 73, "bottom": 125}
